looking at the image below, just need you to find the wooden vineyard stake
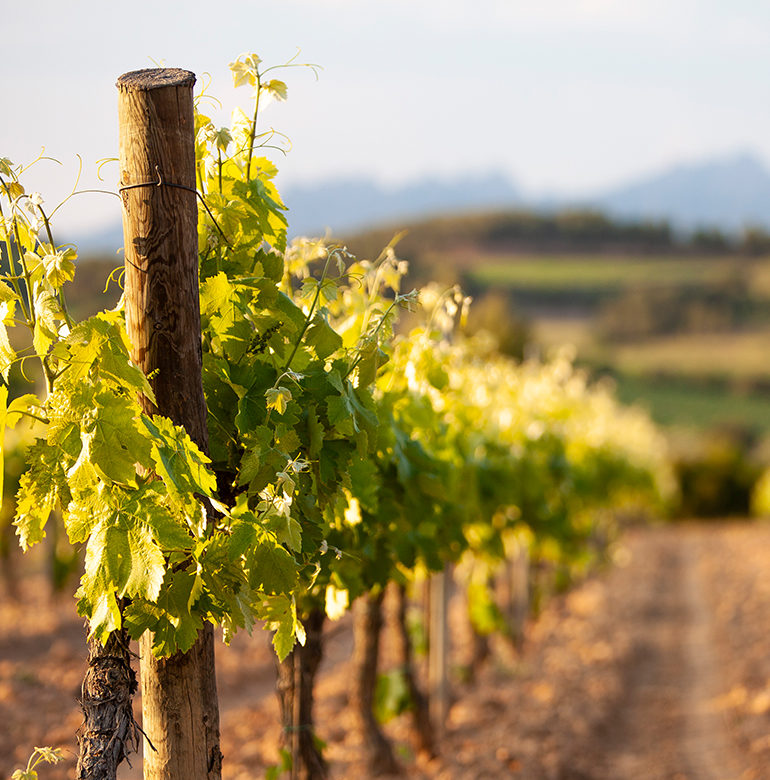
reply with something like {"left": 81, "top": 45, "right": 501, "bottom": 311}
{"left": 506, "top": 536, "right": 530, "bottom": 647}
{"left": 428, "top": 563, "right": 451, "bottom": 740}
{"left": 117, "top": 67, "right": 222, "bottom": 780}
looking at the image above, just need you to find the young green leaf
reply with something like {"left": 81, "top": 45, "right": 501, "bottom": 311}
{"left": 266, "top": 386, "right": 292, "bottom": 415}
{"left": 82, "top": 391, "right": 153, "bottom": 485}
{"left": 14, "top": 440, "right": 69, "bottom": 550}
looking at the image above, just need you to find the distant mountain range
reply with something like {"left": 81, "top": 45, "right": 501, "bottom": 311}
{"left": 283, "top": 151, "right": 770, "bottom": 239}
{"left": 74, "top": 151, "right": 770, "bottom": 253}
{"left": 589, "top": 152, "right": 770, "bottom": 233}
{"left": 282, "top": 172, "right": 522, "bottom": 239}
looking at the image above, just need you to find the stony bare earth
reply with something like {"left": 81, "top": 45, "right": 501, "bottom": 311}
{"left": 2, "top": 523, "right": 770, "bottom": 779}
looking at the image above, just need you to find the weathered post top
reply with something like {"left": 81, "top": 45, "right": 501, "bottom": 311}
{"left": 117, "top": 68, "right": 196, "bottom": 91}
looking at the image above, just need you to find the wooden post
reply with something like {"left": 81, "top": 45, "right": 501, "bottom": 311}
{"left": 506, "top": 537, "right": 530, "bottom": 647}
{"left": 392, "top": 583, "right": 435, "bottom": 757}
{"left": 428, "top": 563, "right": 451, "bottom": 740}
{"left": 117, "top": 68, "right": 222, "bottom": 780}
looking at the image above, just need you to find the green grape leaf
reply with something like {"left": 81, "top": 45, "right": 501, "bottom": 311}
{"left": 123, "top": 567, "right": 205, "bottom": 656}
{"left": 157, "top": 569, "right": 205, "bottom": 652}
{"left": 267, "top": 513, "right": 302, "bottom": 552}
{"left": 66, "top": 505, "right": 104, "bottom": 546}
{"left": 140, "top": 414, "right": 216, "bottom": 507}
{"left": 236, "top": 425, "right": 274, "bottom": 485}
{"left": 0, "top": 280, "right": 17, "bottom": 304}
{"left": 165, "top": 613, "right": 203, "bottom": 655}
{"left": 348, "top": 456, "right": 380, "bottom": 515}
{"left": 356, "top": 344, "right": 386, "bottom": 388}
{"left": 247, "top": 540, "right": 298, "bottom": 594}
{"left": 228, "top": 519, "right": 258, "bottom": 561}
{"left": 200, "top": 271, "right": 235, "bottom": 317}
{"left": 64, "top": 460, "right": 108, "bottom": 544}
{"left": 305, "top": 315, "right": 342, "bottom": 360}
{"left": 122, "top": 599, "right": 161, "bottom": 638}
{"left": 234, "top": 389, "right": 266, "bottom": 437}
{"left": 233, "top": 178, "right": 288, "bottom": 245}
{"left": 306, "top": 404, "right": 324, "bottom": 458}
{"left": 0, "top": 384, "right": 6, "bottom": 498}
{"left": 326, "top": 395, "right": 355, "bottom": 435}
{"left": 273, "top": 618, "right": 295, "bottom": 660}
{"left": 94, "top": 329, "right": 154, "bottom": 397}
{"left": 123, "top": 484, "right": 195, "bottom": 550}
{"left": 263, "top": 79, "right": 288, "bottom": 101}
{"left": 258, "top": 248, "right": 284, "bottom": 282}
{"left": 326, "top": 368, "right": 345, "bottom": 394}
{"left": 84, "top": 510, "right": 164, "bottom": 603}
{"left": 0, "top": 299, "right": 15, "bottom": 381}
{"left": 108, "top": 520, "right": 166, "bottom": 601}
{"left": 84, "top": 391, "right": 152, "bottom": 485}
{"left": 274, "top": 423, "right": 301, "bottom": 455}
{"left": 261, "top": 595, "right": 299, "bottom": 661}
{"left": 32, "top": 289, "right": 60, "bottom": 358}
{"left": 200, "top": 273, "right": 253, "bottom": 360}
{"left": 274, "top": 291, "right": 307, "bottom": 332}
{"left": 124, "top": 601, "right": 202, "bottom": 657}
{"left": 54, "top": 314, "right": 156, "bottom": 402}
{"left": 5, "top": 393, "right": 41, "bottom": 429}
{"left": 70, "top": 477, "right": 194, "bottom": 647}
{"left": 13, "top": 218, "right": 35, "bottom": 251}
{"left": 14, "top": 440, "right": 68, "bottom": 550}
{"left": 41, "top": 246, "right": 77, "bottom": 286}
{"left": 77, "top": 546, "right": 123, "bottom": 643}
{"left": 230, "top": 53, "right": 261, "bottom": 88}
{"left": 265, "top": 386, "right": 292, "bottom": 415}
{"left": 152, "top": 616, "right": 197, "bottom": 656}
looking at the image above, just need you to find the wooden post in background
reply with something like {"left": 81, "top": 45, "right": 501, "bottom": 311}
{"left": 506, "top": 536, "right": 530, "bottom": 647}
{"left": 117, "top": 68, "right": 222, "bottom": 780}
{"left": 428, "top": 563, "right": 451, "bottom": 741}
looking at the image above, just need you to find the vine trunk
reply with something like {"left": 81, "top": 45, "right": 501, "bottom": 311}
{"left": 393, "top": 583, "right": 435, "bottom": 758}
{"left": 351, "top": 589, "right": 400, "bottom": 775}
{"left": 276, "top": 609, "right": 328, "bottom": 780}
{"left": 76, "top": 627, "right": 138, "bottom": 780}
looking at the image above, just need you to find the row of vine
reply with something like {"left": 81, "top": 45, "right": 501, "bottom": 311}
{"left": 0, "top": 53, "right": 672, "bottom": 778}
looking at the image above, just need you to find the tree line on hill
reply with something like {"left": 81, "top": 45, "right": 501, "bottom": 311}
{"left": 345, "top": 208, "right": 770, "bottom": 269}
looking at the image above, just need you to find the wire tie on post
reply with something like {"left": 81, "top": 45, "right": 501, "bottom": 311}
{"left": 118, "top": 165, "right": 231, "bottom": 246}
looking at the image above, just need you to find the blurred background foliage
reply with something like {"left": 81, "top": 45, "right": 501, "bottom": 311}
{"left": 343, "top": 208, "right": 770, "bottom": 519}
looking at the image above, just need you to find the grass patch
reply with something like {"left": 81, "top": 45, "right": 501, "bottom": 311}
{"left": 608, "top": 373, "right": 770, "bottom": 433}
{"left": 606, "top": 331, "right": 770, "bottom": 381}
{"left": 466, "top": 254, "right": 746, "bottom": 292}
{"left": 533, "top": 320, "right": 770, "bottom": 381}
{"left": 532, "top": 318, "right": 594, "bottom": 353}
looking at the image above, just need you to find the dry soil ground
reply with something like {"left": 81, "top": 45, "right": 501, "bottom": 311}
{"left": 2, "top": 523, "right": 770, "bottom": 779}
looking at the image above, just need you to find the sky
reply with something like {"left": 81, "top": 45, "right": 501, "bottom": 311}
{"left": 3, "top": 0, "right": 770, "bottom": 237}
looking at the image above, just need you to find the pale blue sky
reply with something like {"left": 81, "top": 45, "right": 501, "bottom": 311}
{"left": 3, "top": 0, "right": 770, "bottom": 236}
